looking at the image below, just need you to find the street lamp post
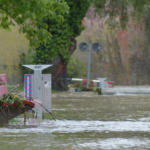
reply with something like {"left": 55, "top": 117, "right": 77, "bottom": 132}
{"left": 79, "top": 42, "right": 101, "bottom": 88}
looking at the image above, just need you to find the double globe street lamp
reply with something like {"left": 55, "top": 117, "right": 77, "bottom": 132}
{"left": 79, "top": 42, "right": 101, "bottom": 88}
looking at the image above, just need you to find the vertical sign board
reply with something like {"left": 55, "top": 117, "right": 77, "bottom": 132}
{"left": 42, "top": 74, "right": 52, "bottom": 113}
{"left": 23, "top": 65, "right": 52, "bottom": 120}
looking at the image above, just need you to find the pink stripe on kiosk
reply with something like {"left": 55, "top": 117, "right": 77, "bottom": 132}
{"left": 0, "top": 74, "right": 7, "bottom": 84}
{"left": 0, "top": 85, "right": 8, "bottom": 96}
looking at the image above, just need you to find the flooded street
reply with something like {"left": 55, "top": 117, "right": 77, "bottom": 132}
{"left": 0, "top": 92, "right": 150, "bottom": 150}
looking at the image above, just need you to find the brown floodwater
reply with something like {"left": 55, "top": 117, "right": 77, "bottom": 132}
{"left": 0, "top": 92, "right": 150, "bottom": 150}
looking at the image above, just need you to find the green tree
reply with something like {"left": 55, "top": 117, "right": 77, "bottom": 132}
{"left": 34, "top": 0, "right": 90, "bottom": 64}
{"left": 67, "top": 59, "right": 86, "bottom": 78}
{"left": 0, "top": 0, "right": 69, "bottom": 47}
{"left": 32, "top": 0, "right": 90, "bottom": 90}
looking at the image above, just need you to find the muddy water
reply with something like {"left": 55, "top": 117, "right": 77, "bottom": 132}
{"left": 0, "top": 92, "right": 150, "bottom": 150}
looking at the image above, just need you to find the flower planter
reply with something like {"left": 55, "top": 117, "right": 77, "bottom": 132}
{"left": 0, "top": 100, "right": 41, "bottom": 126}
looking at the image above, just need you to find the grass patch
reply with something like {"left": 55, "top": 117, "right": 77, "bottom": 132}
{"left": 42, "top": 113, "right": 54, "bottom": 120}
{"left": 7, "top": 84, "right": 24, "bottom": 92}
{"left": 9, "top": 118, "right": 19, "bottom": 123}
{"left": 52, "top": 89, "right": 62, "bottom": 93}
{"left": 7, "top": 84, "right": 62, "bottom": 93}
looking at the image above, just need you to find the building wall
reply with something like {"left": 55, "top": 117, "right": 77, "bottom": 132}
{"left": 0, "top": 25, "right": 29, "bottom": 84}
{"left": 73, "top": 8, "right": 150, "bottom": 85}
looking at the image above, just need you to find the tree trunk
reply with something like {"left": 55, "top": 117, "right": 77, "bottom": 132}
{"left": 51, "top": 37, "right": 76, "bottom": 91}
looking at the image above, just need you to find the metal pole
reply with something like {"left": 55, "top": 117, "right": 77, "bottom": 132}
{"left": 87, "top": 42, "right": 91, "bottom": 88}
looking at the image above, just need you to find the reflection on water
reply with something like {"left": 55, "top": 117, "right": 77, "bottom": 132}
{"left": 0, "top": 92, "right": 150, "bottom": 150}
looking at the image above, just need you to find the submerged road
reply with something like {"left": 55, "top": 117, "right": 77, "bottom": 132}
{"left": 0, "top": 92, "right": 150, "bottom": 150}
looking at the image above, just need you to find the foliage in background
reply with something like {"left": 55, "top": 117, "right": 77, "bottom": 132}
{"left": 29, "top": 0, "right": 90, "bottom": 64}
{"left": 67, "top": 58, "right": 87, "bottom": 78}
{"left": 145, "top": 10, "right": 150, "bottom": 34}
{"left": 20, "top": 48, "right": 35, "bottom": 74}
{"left": 72, "top": 81, "right": 94, "bottom": 92}
{"left": 94, "top": 87, "right": 101, "bottom": 95}
{"left": 90, "top": 0, "right": 150, "bottom": 29}
{"left": 7, "top": 84, "right": 24, "bottom": 92}
{"left": 0, "top": 0, "right": 69, "bottom": 48}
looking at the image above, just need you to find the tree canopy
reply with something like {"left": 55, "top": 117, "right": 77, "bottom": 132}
{"left": 33, "top": 0, "right": 90, "bottom": 64}
{"left": 0, "top": 0, "right": 69, "bottom": 47}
